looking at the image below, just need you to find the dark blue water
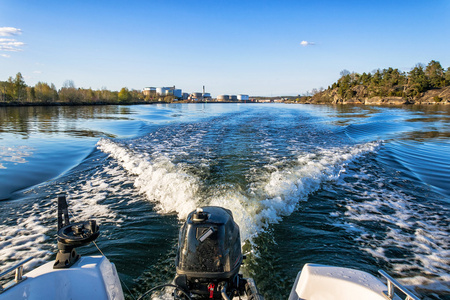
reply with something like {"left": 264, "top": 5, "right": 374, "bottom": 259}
{"left": 0, "top": 104, "right": 449, "bottom": 299}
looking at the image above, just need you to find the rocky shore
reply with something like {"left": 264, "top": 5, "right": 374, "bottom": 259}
{"left": 302, "top": 85, "right": 450, "bottom": 105}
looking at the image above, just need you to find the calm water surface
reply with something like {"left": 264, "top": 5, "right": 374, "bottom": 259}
{"left": 0, "top": 103, "right": 449, "bottom": 299}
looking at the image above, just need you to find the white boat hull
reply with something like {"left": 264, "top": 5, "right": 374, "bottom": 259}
{"left": 288, "top": 263, "right": 391, "bottom": 300}
{"left": 0, "top": 256, "right": 124, "bottom": 300}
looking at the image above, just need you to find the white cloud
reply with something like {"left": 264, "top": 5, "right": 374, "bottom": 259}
{"left": 0, "top": 27, "right": 24, "bottom": 56}
{"left": 300, "top": 40, "right": 315, "bottom": 46}
{"left": 33, "top": 71, "right": 42, "bottom": 74}
{"left": 1, "top": 53, "right": 11, "bottom": 58}
{"left": 0, "top": 27, "right": 22, "bottom": 36}
{"left": 0, "top": 38, "right": 25, "bottom": 52}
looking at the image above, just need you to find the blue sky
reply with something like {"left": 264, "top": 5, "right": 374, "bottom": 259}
{"left": 1, "top": 0, "right": 449, "bottom": 96}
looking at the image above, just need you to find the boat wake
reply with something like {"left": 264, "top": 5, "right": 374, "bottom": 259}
{"left": 329, "top": 155, "right": 450, "bottom": 295}
{"left": 97, "top": 137, "right": 380, "bottom": 242}
{"left": 2, "top": 105, "right": 448, "bottom": 299}
{"left": 0, "top": 162, "right": 127, "bottom": 275}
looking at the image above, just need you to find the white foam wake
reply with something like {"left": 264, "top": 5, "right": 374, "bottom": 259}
{"left": 98, "top": 138, "right": 380, "bottom": 241}
{"left": 334, "top": 164, "right": 450, "bottom": 293}
{"left": 243, "top": 142, "right": 380, "bottom": 240}
{"left": 0, "top": 210, "right": 52, "bottom": 273}
{"left": 97, "top": 139, "right": 200, "bottom": 219}
{"left": 0, "top": 165, "right": 125, "bottom": 275}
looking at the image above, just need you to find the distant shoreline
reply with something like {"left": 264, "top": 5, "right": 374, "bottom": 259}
{"left": 297, "top": 86, "right": 450, "bottom": 106}
{"left": 0, "top": 100, "right": 265, "bottom": 107}
{"left": 302, "top": 60, "right": 450, "bottom": 106}
{"left": 2, "top": 99, "right": 450, "bottom": 107}
{"left": 0, "top": 100, "right": 156, "bottom": 107}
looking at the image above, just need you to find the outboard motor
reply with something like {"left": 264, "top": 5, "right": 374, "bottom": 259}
{"left": 174, "top": 207, "right": 250, "bottom": 299}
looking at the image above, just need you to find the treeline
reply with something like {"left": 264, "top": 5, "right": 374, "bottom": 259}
{"left": 0, "top": 73, "right": 159, "bottom": 105}
{"left": 328, "top": 60, "right": 450, "bottom": 100}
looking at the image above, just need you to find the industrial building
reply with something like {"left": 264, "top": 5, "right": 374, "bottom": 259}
{"left": 217, "top": 95, "right": 229, "bottom": 101}
{"left": 143, "top": 86, "right": 182, "bottom": 99}
{"left": 189, "top": 92, "right": 212, "bottom": 101}
{"left": 143, "top": 85, "right": 249, "bottom": 102}
{"left": 237, "top": 94, "right": 249, "bottom": 101}
{"left": 172, "top": 89, "right": 182, "bottom": 98}
{"left": 155, "top": 87, "right": 170, "bottom": 95}
{"left": 143, "top": 87, "right": 156, "bottom": 97}
{"left": 217, "top": 94, "right": 249, "bottom": 102}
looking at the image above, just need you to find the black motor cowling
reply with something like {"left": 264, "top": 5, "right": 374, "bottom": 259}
{"left": 174, "top": 207, "right": 243, "bottom": 298}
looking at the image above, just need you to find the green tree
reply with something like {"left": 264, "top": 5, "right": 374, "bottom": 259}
{"left": 368, "top": 70, "right": 383, "bottom": 96}
{"left": 337, "top": 74, "right": 351, "bottom": 98}
{"left": 425, "top": 60, "right": 445, "bottom": 88}
{"left": 371, "top": 70, "right": 382, "bottom": 86}
{"left": 407, "top": 64, "right": 428, "bottom": 97}
{"left": 360, "top": 72, "right": 372, "bottom": 85}
{"left": 118, "top": 87, "right": 131, "bottom": 103}
{"left": 445, "top": 67, "right": 450, "bottom": 86}
{"left": 13, "top": 72, "right": 27, "bottom": 101}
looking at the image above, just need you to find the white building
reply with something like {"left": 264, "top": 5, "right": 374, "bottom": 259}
{"left": 237, "top": 94, "right": 249, "bottom": 101}
{"left": 143, "top": 87, "right": 156, "bottom": 97}
{"left": 156, "top": 87, "right": 170, "bottom": 95}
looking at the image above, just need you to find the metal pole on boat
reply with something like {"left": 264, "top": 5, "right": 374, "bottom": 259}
{"left": 0, "top": 257, "right": 33, "bottom": 293}
{"left": 14, "top": 266, "right": 24, "bottom": 283}
{"left": 378, "top": 270, "right": 420, "bottom": 300}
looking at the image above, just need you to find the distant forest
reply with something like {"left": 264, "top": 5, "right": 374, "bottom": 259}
{"left": 0, "top": 76, "right": 165, "bottom": 105}
{"left": 311, "top": 60, "right": 450, "bottom": 102}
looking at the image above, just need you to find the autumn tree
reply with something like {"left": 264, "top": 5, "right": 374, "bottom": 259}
{"left": 118, "top": 87, "right": 131, "bottom": 103}
{"left": 0, "top": 80, "right": 12, "bottom": 102}
{"left": 59, "top": 80, "right": 80, "bottom": 102}
{"left": 130, "top": 89, "right": 144, "bottom": 101}
{"left": 35, "top": 82, "right": 56, "bottom": 103}
{"left": 27, "top": 86, "right": 36, "bottom": 102}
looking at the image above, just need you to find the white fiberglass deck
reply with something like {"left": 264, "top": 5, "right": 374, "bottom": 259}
{"left": 0, "top": 256, "right": 124, "bottom": 300}
{"left": 288, "top": 263, "right": 391, "bottom": 300}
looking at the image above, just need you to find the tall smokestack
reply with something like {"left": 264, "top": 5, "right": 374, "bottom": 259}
{"left": 203, "top": 85, "right": 205, "bottom": 94}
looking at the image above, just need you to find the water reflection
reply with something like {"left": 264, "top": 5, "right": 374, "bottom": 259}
{"left": 0, "top": 105, "right": 141, "bottom": 199}
{"left": 0, "top": 105, "right": 133, "bottom": 138}
{"left": 0, "top": 145, "right": 33, "bottom": 169}
{"left": 318, "top": 104, "right": 450, "bottom": 142}
{"left": 403, "top": 131, "right": 450, "bottom": 140}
